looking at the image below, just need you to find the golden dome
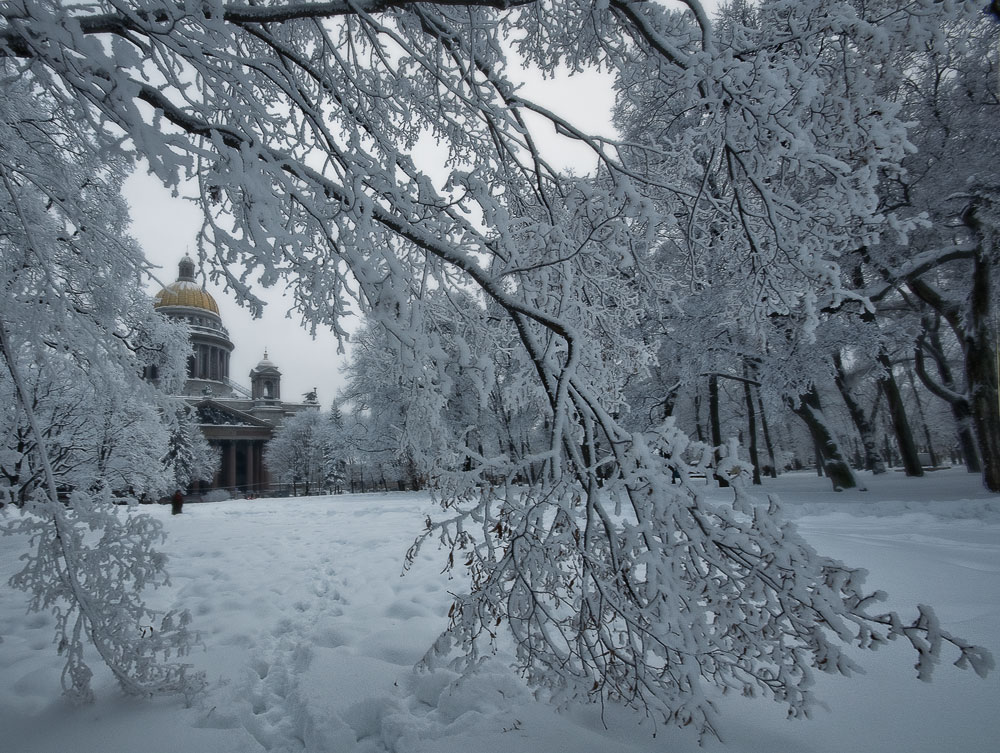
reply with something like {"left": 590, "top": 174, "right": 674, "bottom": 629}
{"left": 154, "top": 280, "right": 221, "bottom": 315}
{"left": 154, "top": 255, "right": 220, "bottom": 315}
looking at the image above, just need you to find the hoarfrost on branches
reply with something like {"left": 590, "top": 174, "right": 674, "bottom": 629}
{"left": 0, "top": 77, "right": 204, "bottom": 702}
{"left": 4, "top": 489, "right": 203, "bottom": 703}
{"left": 161, "top": 402, "right": 220, "bottom": 493}
{"left": 1, "top": 0, "right": 994, "bottom": 733}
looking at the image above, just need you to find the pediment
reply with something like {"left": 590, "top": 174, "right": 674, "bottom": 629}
{"left": 192, "top": 399, "right": 274, "bottom": 428}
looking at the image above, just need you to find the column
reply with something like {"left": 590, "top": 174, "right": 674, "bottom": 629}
{"left": 246, "top": 441, "right": 255, "bottom": 495}
{"left": 227, "top": 441, "right": 236, "bottom": 490}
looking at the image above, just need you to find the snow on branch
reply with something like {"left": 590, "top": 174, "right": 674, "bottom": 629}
{"left": 2, "top": 0, "right": 992, "bottom": 734}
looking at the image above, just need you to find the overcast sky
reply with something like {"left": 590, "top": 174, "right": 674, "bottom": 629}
{"left": 124, "top": 64, "right": 617, "bottom": 408}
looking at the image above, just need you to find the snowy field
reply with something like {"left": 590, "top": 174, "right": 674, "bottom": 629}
{"left": 1, "top": 469, "right": 998, "bottom": 753}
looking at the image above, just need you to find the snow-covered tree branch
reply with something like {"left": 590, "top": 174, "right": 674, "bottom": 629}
{"left": 0, "top": 77, "right": 203, "bottom": 702}
{"left": 1, "top": 0, "right": 994, "bottom": 734}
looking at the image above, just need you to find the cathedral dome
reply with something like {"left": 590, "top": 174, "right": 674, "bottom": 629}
{"left": 153, "top": 255, "right": 221, "bottom": 315}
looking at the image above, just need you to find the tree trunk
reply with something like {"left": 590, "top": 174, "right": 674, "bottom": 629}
{"left": 756, "top": 393, "right": 779, "bottom": 477}
{"left": 832, "top": 351, "right": 887, "bottom": 473}
{"left": 742, "top": 367, "right": 762, "bottom": 485}
{"left": 693, "top": 386, "right": 705, "bottom": 443}
{"left": 963, "top": 204, "right": 1000, "bottom": 491}
{"left": 882, "top": 430, "right": 896, "bottom": 468}
{"left": 955, "top": 409, "right": 982, "bottom": 473}
{"left": 907, "top": 197, "right": 1000, "bottom": 489}
{"left": 878, "top": 352, "right": 924, "bottom": 477}
{"left": 708, "top": 374, "right": 729, "bottom": 487}
{"left": 914, "top": 319, "right": 982, "bottom": 473}
{"left": 791, "top": 387, "right": 861, "bottom": 491}
{"left": 906, "top": 367, "right": 938, "bottom": 468}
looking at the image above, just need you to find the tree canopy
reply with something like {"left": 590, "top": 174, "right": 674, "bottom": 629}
{"left": 1, "top": 0, "right": 996, "bottom": 733}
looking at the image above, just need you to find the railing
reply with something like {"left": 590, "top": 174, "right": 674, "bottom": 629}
{"left": 224, "top": 377, "right": 253, "bottom": 398}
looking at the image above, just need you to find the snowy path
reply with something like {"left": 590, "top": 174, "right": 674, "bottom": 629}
{"left": 1, "top": 472, "right": 999, "bottom": 753}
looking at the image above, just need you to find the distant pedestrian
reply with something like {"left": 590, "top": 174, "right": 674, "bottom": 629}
{"left": 171, "top": 489, "right": 184, "bottom": 515}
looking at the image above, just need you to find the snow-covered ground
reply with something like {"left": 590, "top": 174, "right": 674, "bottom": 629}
{"left": 2, "top": 468, "right": 998, "bottom": 753}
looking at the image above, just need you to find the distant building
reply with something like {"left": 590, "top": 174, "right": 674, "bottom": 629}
{"left": 152, "top": 255, "right": 318, "bottom": 495}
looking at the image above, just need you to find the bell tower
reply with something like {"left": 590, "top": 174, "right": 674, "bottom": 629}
{"left": 250, "top": 351, "right": 282, "bottom": 401}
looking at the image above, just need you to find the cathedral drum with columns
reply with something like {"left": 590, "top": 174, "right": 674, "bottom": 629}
{"left": 152, "top": 256, "right": 318, "bottom": 497}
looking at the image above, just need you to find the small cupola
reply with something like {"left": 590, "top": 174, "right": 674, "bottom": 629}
{"left": 177, "top": 254, "right": 197, "bottom": 282}
{"left": 250, "top": 350, "right": 282, "bottom": 401}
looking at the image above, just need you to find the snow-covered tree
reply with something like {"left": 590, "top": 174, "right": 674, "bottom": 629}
{"left": 884, "top": 15, "right": 1000, "bottom": 488}
{"left": 318, "top": 405, "right": 348, "bottom": 492}
{"left": 336, "top": 303, "right": 527, "bottom": 490}
{"left": 0, "top": 77, "right": 202, "bottom": 702}
{"left": 1, "top": 0, "right": 993, "bottom": 734}
{"left": 161, "top": 402, "right": 220, "bottom": 494}
{"left": 1, "top": 356, "right": 93, "bottom": 506}
{"left": 265, "top": 409, "right": 328, "bottom": 495}
{"left": 334, "top": 322, "right": 441, "bottom": 489}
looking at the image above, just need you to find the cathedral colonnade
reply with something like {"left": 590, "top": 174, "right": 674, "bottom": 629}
{"left": 202, "top": 435, "right": 271, "bottom": 496}
{"left": 189, "top": 343, "right": 231, "bottom": 382}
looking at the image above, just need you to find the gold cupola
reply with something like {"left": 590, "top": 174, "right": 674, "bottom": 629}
{"left": 153, "top": 255, "right": 221, "bottom": 315}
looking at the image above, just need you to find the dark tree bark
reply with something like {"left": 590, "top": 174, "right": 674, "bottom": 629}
{"left": 882, "top": 430, "right": 896, "bottom": 468}
{"left": 878, "top": 352, "right": 924, "bottom": 477}
{"left": 832, "top": 351, "right": 887, "bottom": 474}
{"left": 693, "top": 386, "right": 706, "bottom": 443}
{"left": 742, "top": 365, "right": 762, "bottom": 485}
{"left": 791, "top": 387, "right": 860, "bottom": 491}
{"left": 906, "top": 367, "right": 938, "bottom": 468}
{"left": 914, "top": 322, "right": 981, "bottom": 473}
{"left": 962, "top": 202, "right": 1000, "bottom": 491}
{"left": 756, "top": 392, "right": 779, "bottom": 478}
{"left": 708, "top": 374, "right": 729, "bottom": 487}
{"left": 907, "top": 196, "right": 1000, "bottom": 490}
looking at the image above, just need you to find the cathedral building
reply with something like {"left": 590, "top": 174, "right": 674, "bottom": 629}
{"left": 152, "top": 255, "right": 318, "bottom": 496}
